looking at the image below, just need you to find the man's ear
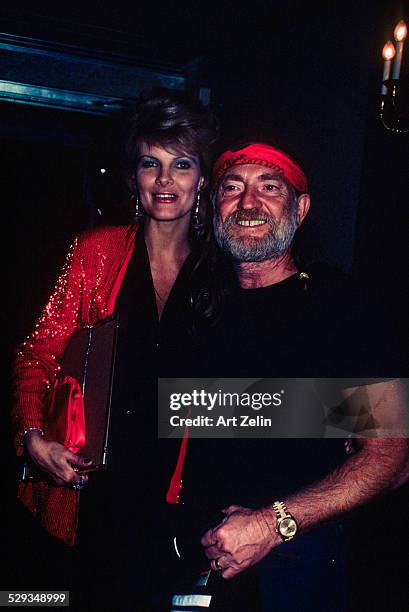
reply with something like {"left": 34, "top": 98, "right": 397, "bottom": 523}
{"left": 296, "top": 194, "right": 310, "bottom": 227}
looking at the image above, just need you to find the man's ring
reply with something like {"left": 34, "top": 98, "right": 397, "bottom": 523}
{"left": 212, "top": 559, "right": 222, "bottom": 571}
{"left": 72, "top": 475, "right": 85, "bottom": 490}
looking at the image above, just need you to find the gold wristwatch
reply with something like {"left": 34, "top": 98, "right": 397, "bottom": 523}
{"left": 272, "top": 501, "right": 298, "bottom": 541}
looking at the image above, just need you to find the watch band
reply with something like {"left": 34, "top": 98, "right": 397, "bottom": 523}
{"left": 272, "top": 500, "right": 289, "bottom": 519}
{"left": 272, "top": 500, "right": 298, "bottom": 541}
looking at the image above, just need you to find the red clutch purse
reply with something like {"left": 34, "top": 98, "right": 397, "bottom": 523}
{"left": 46, "top": 375, "right": 86, "bottom": 453}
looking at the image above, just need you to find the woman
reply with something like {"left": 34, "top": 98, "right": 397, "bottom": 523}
{"left": 12, "top": 89, "right": 218, "bottom": 610}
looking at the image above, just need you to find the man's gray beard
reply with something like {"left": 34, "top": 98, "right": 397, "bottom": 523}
{"left": 214, "top": 210, "right": 298, "bottom": 262}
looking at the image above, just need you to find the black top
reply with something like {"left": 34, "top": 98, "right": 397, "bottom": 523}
{"left": 79, "top": 229, "right": 200, "bottom": 541}
{"left": 198, "top": 263, "right": 403, "bottom": 378}
{"left": 109, "top": 228, "right": 199, "bottom": 501}
{"left": 181, "top": 263, "right": 404, "bottom": 516}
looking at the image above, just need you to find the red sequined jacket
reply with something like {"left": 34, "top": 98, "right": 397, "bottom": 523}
{"left": 12, "top": 224, "right": 138, "bottom": 545}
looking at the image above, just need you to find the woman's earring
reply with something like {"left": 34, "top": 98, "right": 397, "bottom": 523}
{"left": 133, "top": 193, "right": 144, "bottom": 219}
{"left": 192, "top": 190, "right": 201, "bottom": 229}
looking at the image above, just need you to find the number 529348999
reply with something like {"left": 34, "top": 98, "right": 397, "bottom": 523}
{"left": 0, "top": 592, "right": 68, "bottom": 606}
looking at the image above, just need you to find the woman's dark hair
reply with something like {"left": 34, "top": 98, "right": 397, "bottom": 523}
{"left": 124, "top": 88, "right": 218, "bottom": 194}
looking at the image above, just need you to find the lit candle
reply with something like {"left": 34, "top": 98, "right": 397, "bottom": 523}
{"left": 381, "top": 41, "right": 396, "bottom": 94}
{"left": 392, "top": 20, "right": 408, "bottom": 79}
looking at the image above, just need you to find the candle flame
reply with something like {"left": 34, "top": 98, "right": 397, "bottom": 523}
{"left": 393, "top": 20, "right": 408, "bottom": 42}
{"left": 382, "top": 41, "right": 396, "bottom": 60}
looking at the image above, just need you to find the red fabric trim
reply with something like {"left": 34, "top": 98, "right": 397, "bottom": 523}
{"left": 166, "top": 427, "right": 189, "bottom": 504}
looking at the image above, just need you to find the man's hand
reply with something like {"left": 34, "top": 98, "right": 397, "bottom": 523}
{"left": 201, "top": 504, "right": 281, "bottom": 579}
{"left": 25, "top": 430, "right": 91, "bottom": 487}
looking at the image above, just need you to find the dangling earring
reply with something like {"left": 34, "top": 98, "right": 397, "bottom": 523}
{"left": 192, "top": 190, "right": 201, "bottom": 229}
{"left": 132, "top": 193, "right": 144, "bottom": 220}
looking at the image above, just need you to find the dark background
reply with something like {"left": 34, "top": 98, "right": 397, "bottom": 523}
{"left": 1, "top": 0, "right": 408, "bottom": 608}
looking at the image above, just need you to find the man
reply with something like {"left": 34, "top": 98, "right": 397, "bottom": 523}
{"left": 194, "top": 143, "right": 408, "bottom": 610}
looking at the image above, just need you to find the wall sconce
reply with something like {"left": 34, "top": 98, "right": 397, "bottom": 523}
{"left": 380, "top": 20, "right": 408, "bottom": 133}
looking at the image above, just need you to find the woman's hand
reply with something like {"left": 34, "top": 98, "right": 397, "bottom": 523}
{"left": 25, "top": 430, "right": 91, "bottom": 487}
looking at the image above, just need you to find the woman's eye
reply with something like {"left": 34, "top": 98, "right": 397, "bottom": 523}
{"left": 175, "top": 160, "right": 192, "bottom": 169}
{"left": 140, "top": 159, "right": 158, "bottom": 168}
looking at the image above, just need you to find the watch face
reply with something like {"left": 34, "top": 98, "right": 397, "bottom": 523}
{"left": 279, "top": 517, "right": 297, "bottom": 537}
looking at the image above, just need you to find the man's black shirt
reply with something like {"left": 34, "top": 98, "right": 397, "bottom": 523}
{"left": 183, "top": 263, "right": 404, "bottom": 519}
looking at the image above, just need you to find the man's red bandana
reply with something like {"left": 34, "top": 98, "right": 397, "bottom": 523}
{"left": 212, "top": 143, "right": 308, "bottom": 193}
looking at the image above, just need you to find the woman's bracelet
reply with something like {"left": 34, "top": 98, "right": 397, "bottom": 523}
{"left": 20, "top": 427, "right": 44, "bottom": 446}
